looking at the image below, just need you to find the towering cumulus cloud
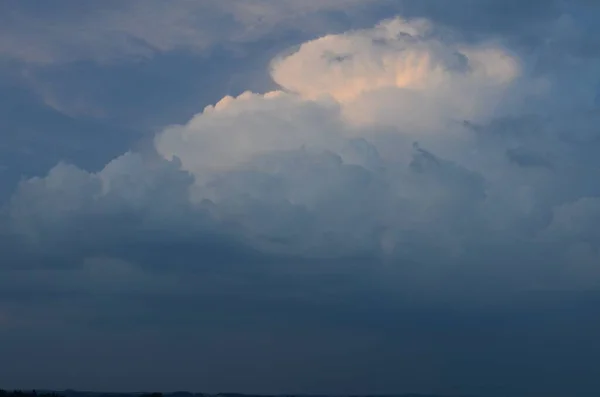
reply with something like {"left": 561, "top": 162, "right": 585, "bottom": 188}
{"left": 271, "top": 18, "right": 519, "bottom": 129}
{"left": 4, "top": 16, "right": 600, "bottom": 293}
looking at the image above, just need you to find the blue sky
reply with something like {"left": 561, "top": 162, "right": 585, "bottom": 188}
{"left": 1, "top": 1, "right": 600, "bottom": 396}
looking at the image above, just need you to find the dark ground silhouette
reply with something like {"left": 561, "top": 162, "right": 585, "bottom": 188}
{"left": 0, "top": 391, "right": 474, "bottom": 397}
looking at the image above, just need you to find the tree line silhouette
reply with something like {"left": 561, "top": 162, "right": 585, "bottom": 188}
{"left": 0, "top": 391, "right": 458, "bottom": 397}
{"left": 0, "top": 392, "right": 165, "bottom": 397}
{"left": 0, "top": 391, "right": 64, "bottom": 397}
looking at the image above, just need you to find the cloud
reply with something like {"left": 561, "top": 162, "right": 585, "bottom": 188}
{"left": 1, "top": 0, "right": 586, "bottom": 65}
{"left": 3, "top": 12, "right": 600, "bottom": 300}
{"left": 0, "top": 0, "right": 379, "bottom": 64}
{"left": 4, "top": 4, "right": 600, "bottom": 396}
{"left": 6, "top": 152, "right": 194, "bottom": 250}
{"left": 271, "top": 17, "right": 520, "bottom": 131}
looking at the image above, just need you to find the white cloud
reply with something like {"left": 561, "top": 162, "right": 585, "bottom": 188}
{"left": 4, "top": 14, "right": 600, "bottom": 293}
{"left": 155, "top": 91, "right": 346, "bottom": 182}
{"left": 271, "top": 18, "right": 520, "bottom": 131}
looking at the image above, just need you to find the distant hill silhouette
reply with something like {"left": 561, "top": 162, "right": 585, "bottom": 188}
{"left": 0, "top": 391, "right": 63, "bottom": 397}
{"left": 1, "top": 390, "right": 477, "bottom": 397}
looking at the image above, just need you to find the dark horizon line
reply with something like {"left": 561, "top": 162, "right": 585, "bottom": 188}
{"left": 1, "top": 389, "right": 479, "bottom": 397}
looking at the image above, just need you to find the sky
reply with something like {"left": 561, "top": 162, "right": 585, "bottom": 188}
{"left": 1, "top": 1, "right": 600, "bottom": 396}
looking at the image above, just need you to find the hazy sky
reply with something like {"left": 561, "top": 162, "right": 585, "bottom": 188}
{"left": 1, "top": 1, "right": 600, "bottom": 396}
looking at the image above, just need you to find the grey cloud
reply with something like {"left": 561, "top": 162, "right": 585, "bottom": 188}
{"left": 2, "top": 3, "right": 600, "bottom": 396}
{"left": 0, "top": 0, "right": 387, "bottom": 65}
{"left": 2, "top": 283, "right": 600, "bottom": 396}
{"left": 1, "top": 0, "right": 592, "bottom": 65}
{"left": 506, "top": 147, "right": 555, "bottom": 170}
{"left": 3, "top": 10, "right": 600, "bottom": 297}
{"left": 0, "top": 75, "right": 142, "bottom": 203}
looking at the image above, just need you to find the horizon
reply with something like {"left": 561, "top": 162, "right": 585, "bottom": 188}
{"left": 2, "top": 391, "right": 476, "bottom": 397}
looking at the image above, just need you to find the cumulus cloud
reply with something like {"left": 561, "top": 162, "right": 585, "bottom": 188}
{"left": 271, "top": 17, "right": 520, "bottom": 130}
{"left": 3, "top": 14, "right": 600, "bottom": 296}
{"left": 5, "top": 5, "right": 600, "bottom": 396}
